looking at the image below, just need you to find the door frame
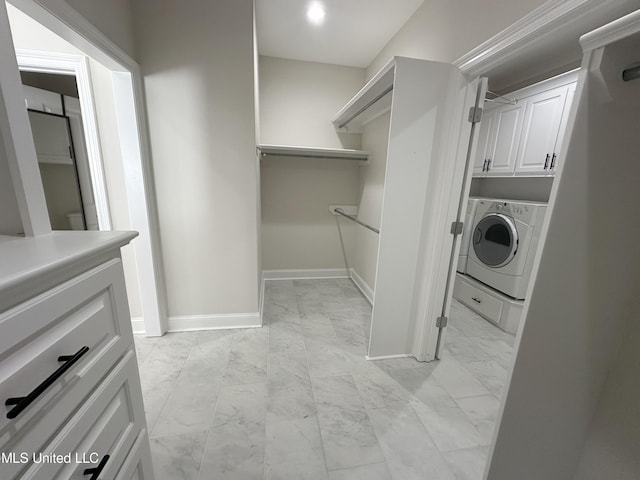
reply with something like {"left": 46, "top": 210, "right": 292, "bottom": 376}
{"left": 7, "top": 0, "right": 168, "bottom": 336}
{"left": 16, "top": 49, "right": 111, "bottom": 231}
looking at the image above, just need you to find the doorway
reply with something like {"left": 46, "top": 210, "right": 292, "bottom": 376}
{"left": 6, "top": 0, "right": 167, "bottom": 336}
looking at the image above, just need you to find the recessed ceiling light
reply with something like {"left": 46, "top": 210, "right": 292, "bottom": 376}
{"left": 307, "top": 2, "right": 326, "bottom": 25}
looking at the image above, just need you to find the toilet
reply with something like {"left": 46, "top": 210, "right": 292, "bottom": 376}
{"left": 65, "top": 212, "right": 85, "bottom": 230}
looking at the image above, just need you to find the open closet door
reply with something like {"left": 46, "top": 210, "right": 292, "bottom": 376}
{"left": 431, "top": 77, "right": 488, "bottom": 360}
{"left": 408, "top": 74, "right": 488, "bottom": 362}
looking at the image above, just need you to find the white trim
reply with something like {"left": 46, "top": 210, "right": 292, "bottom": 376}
{"left": 453, "top": 0, "right": 627, "bottom": 77}
{"left": 167, "top": 313, "right": 261, "bottom": 332}
{"left": 9, "top": 0, "right": 132, "bottom": 72}
{"left": 131, "top": 317, "right": 145, "bottom": 335}
{"left": 262, "top": 268, "right": 350, "bottom": 280}
{"left": 348, "top": 268, "right": 374, "bottom": 305}
{"left": 365, "top": 353, "right": 414, "bottom": 361}
{"left": 259, "top": 274, "right": 266, "bottom": 325}
{"left": 15, "top": 49, "right": 112, "bottom": 230}
{"left": 580, "top": 8, "right": 640, "bottom": 52}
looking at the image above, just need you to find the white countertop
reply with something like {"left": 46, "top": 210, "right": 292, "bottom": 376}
{"left": 0, "top": 230, "right": 137, "bottom": 292}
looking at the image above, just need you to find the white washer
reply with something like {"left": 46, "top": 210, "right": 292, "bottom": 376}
{"left": 456, "top": 197, "right": 480, "bottom": 274}
{"left": 467, "top": 199, "right": 547, "bottom": 300}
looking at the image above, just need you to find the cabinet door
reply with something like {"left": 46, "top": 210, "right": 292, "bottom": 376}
{"left": 514, "top": 86, "right": 568, "bottom": 176}
{"left": 473, "top": 108, "right": 496, "bottom": 176}
{"left": 485, "top": 102, "right": 524, "bottom": 176}
{"left": 548, "top": 84, "right": 576, "bottom": 175}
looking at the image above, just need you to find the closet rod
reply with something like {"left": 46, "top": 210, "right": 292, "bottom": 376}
{"left": 486, "top": 90, "right": 518, "bottom": 105}
{"left": 337, "top": 85, "right": 394, "bottom": 129}
{"left": 335, "top": 208, "right": 379, "bottom": 234}
{"left": 260, "top": 151, "right": 362, "bottom": 161}
{"left": 622, "top": 64, "right": 640, "bottom": 82}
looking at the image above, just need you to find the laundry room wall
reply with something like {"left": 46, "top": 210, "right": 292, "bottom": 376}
{"left": 132, "top": 0, "right": 261, "bottom": 319}
{"left": 259, "top": 56, "right": 365, "bottom": 272}
{"left": 365, "top": 0, "right": 549, "bottom": 80}
{"left": 6, "top": 4, "right": 144, "bottom": 319}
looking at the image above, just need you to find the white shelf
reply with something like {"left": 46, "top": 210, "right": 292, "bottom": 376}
{"left": 257, "top": 144, "right": 368, "bottom": 161}
{"left": 332, "top": 58, "right": 396, "bottom": 133}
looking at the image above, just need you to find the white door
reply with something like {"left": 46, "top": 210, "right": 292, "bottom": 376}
{"left": 485, "top": 102, "right": 524, "bottom": 176}
{"left": 548, "top": 85, "right": 576, "bottom": 175}
{"left": 473, "top": 107, "right": 496, "bottom": 176}
{"left": 429, "top": 76, "right": 489, "bottom": 360}
{"left": 514, "top": 85, "right": 568, "bottom": 176}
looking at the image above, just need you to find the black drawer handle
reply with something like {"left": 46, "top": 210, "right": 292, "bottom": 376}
{"left": 550, "top": 153, "right": 557, "bottom": 170}
{"left": 471, "top": 297, "right": 482, "bottom": 304}
{"left": 544, "top": 153, "right": 550, "bottom": 169}
{"left": 5, "top": 346, "right": 90, "bottom": 419}
{"left": 84, "top": 454, "right": 109, "bottom": 480}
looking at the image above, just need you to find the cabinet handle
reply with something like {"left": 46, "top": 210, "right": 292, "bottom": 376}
{"left": 5, "top": 346, "right": 90, "bottom": 419}
{"left": 486, "top": 159, "right": 491, "bottom": 171}
{"left": 84, "top": 455, "right": 109, "bottom": 480}
{"left": 482, "top": 159, "right": 487, "bottom": 172}
{"left": 544, "top": 154, "right": 550, "bottom": 169}
{"left": 471, "top": 297, "right": 482, "bottom": 304}
{"left": 550, "top": 153, "right": 557, "bottom": 170}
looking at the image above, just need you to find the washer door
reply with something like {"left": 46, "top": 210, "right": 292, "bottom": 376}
{"left": 472, "top": 213, "right": 518, "bottom": 267}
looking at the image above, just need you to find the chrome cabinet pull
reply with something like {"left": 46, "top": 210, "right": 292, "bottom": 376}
{"left": 5, "top": 346, "right": 90, "bottom": 419}
{"left": 544, "top": 153, "right": 550, "bottom": 169}
{"left": 84, "top": 455, "right": 109, "bottom": 480}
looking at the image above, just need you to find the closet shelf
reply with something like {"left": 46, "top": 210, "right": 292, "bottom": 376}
{"left": 332, "top": 58, "right": 396, "bottom": 133}
{"left": 257, "top": 144, "right": 368, "bottom": 161}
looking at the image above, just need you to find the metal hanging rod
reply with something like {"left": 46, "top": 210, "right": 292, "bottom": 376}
{"left": 622, "top": 64, "right": 640, "bottom": 82}
{"left": 337, "top": 85, "right": 394, "bottom": 129}
{"left": 486, "top": 90, "right": 518, "bottom": 105}
{"left": 334, "top": 208, "right": 379, "bottom": 234}
{"left": 260, "top": 151, "right": 363, "bottom": 161}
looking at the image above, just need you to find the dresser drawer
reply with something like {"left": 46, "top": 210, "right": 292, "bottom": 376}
{"left": 21, "top": 351, "right": 145, "bottom": 480}
{"left": 457, "top": 278, "right": 504, "bottom": 325}
{"left": 0, "top": 259, "right": 133, "bottom": 478}
{"left": 114, "top": 429, "right": 155, "bottom": 480}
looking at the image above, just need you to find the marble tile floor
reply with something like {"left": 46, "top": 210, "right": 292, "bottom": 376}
{"left": 134, "top": 279, "right": 515, "bottom": 480}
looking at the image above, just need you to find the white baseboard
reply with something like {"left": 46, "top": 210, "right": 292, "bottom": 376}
{"left": 263, "top": 268, "right": 349, "bottom": 280}
{"left": 167, "top": 313, "right": 261, "bottom": 332}
{"left": 365, "top": 353, "right": 414, "bottom": 361}
{"left": 348, "top": 268, "right": 374, "bottom": 305}
{"left": 131, "top": 317, "right": 145, "bottom": 335}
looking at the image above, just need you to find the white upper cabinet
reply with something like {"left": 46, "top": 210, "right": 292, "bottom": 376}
{"left": 484, "top": 102, "right": 525, "bottom": 176}
{"left": 473, "top": 70, "right": 578, "bottom": 178}
{"left": 473, "top": 108, "right": 496, "bottom": 175}
{"left": 514, "top": 85, "right": 568, "bottom": 176}
{"left": 549, "top": 84, "right": 576, "bottom": 175}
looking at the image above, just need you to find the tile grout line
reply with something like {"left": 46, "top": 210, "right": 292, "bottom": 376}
{"left": 296, "top": 284, "right": 332, "bottom": 479}
{"left": 193, "top": 334, "right": 236, "bottom": 480}
{"left": 146, "top": 342, "right": 196, "bottom": 438}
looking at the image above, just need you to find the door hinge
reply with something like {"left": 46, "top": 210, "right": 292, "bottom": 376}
{"left": 450, "top": 221, "right": 464, "bottom": 235}
{"left": 468, "top": 106, "right": 483, "bottom": 123}
{"left": 436, "top": 316, "right": 448, "bottom": 328}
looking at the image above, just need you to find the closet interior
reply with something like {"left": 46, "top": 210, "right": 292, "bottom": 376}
{"left": 259, "top": 56, "right": 483, "bottom": 361}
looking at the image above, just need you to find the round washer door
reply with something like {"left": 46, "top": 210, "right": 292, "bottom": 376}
{"left": 472, "top": 213, "right": 518, "bottom": 267}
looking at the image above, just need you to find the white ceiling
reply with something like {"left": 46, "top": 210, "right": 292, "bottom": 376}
{"left": 255, "top": 0, "right": 424, "bottom": 68}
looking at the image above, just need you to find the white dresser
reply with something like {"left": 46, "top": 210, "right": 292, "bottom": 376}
{"left": 0, "top": 231, "right": 154, "bottom": 480}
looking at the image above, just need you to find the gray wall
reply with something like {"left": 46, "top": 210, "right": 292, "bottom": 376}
{"left": 132, "top": 0, "right": 260, "bottom": 317}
